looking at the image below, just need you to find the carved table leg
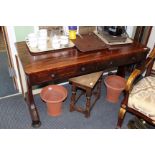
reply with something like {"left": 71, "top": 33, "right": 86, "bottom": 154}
{"left": 70, "top": 85, "right": 77, "bottom": 112}
{"left": 26, "top": 77, "right": 41, "bottom": 128}
{"left": 85, "top": 89, "right": 92, "bottom": 117}
{"left": 117, "top": 66, "right": 126, "bottom": 77}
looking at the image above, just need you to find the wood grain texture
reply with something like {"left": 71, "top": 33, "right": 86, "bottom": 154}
{"left": 16, "top": 41, "right": 149, "bottom": 74}
{"left": 16, "top": 40, "right": 149, "bottom": 127}
{"left": 16, "top": 41, "right": 149, "bottom": 86}
{"left": 0, "top": 27, "right": 6, "bottom": 52}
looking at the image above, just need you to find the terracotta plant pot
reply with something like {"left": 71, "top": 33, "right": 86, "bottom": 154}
{"left": 104, "top": 75, "right": 126, "bottom": 103}
{"left": 40, "top": 85, "right": 68, "bottom": 116}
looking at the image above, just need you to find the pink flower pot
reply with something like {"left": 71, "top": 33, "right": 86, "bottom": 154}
{"left": 104, "top": 75, "right": 126, "bottom": 103}
{"left": 40, "top": 85, "right": 67, "bottom": 116}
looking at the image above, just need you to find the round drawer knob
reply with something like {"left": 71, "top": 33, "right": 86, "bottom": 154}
{"left": 51, "top": 74, "right": 55, "bottom": 78}
{"left": 81, "top": 67, "right": 86, "bottom": 71}
{"left": 110, "top": 61, "right": 113, "bottom": 65}
{"left": 132, "top": 57, "right": 136, "bottom": 61}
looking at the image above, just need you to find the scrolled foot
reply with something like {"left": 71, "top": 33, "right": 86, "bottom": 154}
{"left": 85, "top": 111, "right": 90, "bottom": 118}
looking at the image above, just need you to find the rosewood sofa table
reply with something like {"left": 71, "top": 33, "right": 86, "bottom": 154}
{"left": 16, "top": 41, "right": 149, "bottom": 128}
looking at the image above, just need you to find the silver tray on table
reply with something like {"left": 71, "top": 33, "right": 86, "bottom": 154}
{"left": 26, "top": 37, "right": 75, "bottom": 55}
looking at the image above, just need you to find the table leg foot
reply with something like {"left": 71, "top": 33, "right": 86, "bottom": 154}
{"left": 85, "top": 112, "right": 90, "bottom": 118}
{"left": 31, "top": 121, "right": 41, "bottom": 128}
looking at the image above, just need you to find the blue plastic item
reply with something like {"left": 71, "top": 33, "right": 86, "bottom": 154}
{"left": 68, "top": 26, "right": 77, "bottom": 30}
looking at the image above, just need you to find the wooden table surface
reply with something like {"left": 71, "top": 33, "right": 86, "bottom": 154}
{"left": 16, "top": 41, "right": 149, "bottom": 75}
{"left": 16, "top": 41, "right": 150, "bottom": 128}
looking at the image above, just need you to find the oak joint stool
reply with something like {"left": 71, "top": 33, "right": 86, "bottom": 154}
{"left": 69, "top": 71, "right": 103, "bottom": 117}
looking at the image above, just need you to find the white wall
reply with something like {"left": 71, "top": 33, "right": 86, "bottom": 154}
{"left": 147, "top": 26, "right": 155, "bottom": 50}
{"left": 147, "top": 26, "right": 155, "bottom": 69}
{"left": 126, "top": 26, "right": 136, "bottom": 38}
{"left": 6, "top": 26, "right": 22, "bottom": 92}
{"left": 6, "top": 26, "right": 41, "bottom": 94}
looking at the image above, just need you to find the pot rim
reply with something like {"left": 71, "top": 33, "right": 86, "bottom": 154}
{"left": 40, "top": 85, "right": 68, "bottom": 103}
{"left": 104, "top": 75, "right": 126, "bottom": 90}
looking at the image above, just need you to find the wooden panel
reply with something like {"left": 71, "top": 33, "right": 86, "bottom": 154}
{"left": 134, "top": 26, "right": 152, "bottom": 46}
{"left": 0, "top": 27, "right": 6, "bottom": 52}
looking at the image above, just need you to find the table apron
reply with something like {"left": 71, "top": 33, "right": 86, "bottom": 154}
{"left": 28, "top": 52, "right": 146, "bottom": 85}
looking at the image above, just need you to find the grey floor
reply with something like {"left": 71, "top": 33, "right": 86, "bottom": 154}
{"left": 0, "top": 52, "right": 17, "bottom": 97}
{"left": 0, "top": 83, "right": 133, "bottom": 129}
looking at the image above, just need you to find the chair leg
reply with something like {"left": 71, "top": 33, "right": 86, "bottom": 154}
{"left": 70, "top": 85, "right": 77, "bottom": 112}
{"left": 116, "top": 107, "right": 126, "bottom": 129}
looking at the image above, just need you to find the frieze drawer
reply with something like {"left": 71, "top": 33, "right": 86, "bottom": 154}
{"left": 29, "top": 63, "right": 98, "bottom": 85}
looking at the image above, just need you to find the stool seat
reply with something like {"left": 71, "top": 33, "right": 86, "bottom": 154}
{"left": 69, "top": 71, "right": 103, "bottom": 89}
{"left": 69, "top": 71, "right": 103, "bottom": 117}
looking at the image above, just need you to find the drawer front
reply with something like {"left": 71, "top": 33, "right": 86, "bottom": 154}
{"left": 128, "top": 53, "right": 146, "bottom": 64}
{"left": 29, "top": 53, "right": 146, "bottom": 85}
{"left": 29, "top": 70, "right": 58, "bottom": 84}
{"left": 29, "top": 63, "right": 98, "bottom": 85}
{"left": 29, "top": 66, "right": 78, "bottom": 84}
{"left": 96, "top": 53, "right": 146, "bottom": 70}
{"left": 118, "top": 53, "right": 146, "bottom": 66}
{"left": 76, "top": 64, "right": 98, "bottom": 75}
{"left": 96, "top": 60, "right": 114, "bottom": 70}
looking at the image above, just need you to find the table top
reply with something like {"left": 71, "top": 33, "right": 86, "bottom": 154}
{"left": 16, "top": 41, "right": 149, "bottom": 75}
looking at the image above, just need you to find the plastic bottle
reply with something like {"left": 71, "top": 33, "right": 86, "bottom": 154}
{"left": 68, "top": 26, "right": 77, "bottom": 40}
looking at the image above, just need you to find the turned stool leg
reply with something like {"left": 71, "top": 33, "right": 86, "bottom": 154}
{"left": 70, "top": 85, "right": 77, "bottom": 112}
{"left": 85, "top": 89, "right": 92, "bottom": 117}
{"left": 96, "top": 77, "right": 102, "bottom": 99}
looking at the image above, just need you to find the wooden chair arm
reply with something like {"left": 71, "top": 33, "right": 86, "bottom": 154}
{"left": 121, "top": 57, "right": 152, "bottom": 107}
{"left": 120, "top": 47, "right": 155, "bottom": 109}
{"left": 125, "top": 47, "right": 155, "bottom": 92}
{"left": 125, "top": 69, "right": 141, "bottom": 92}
